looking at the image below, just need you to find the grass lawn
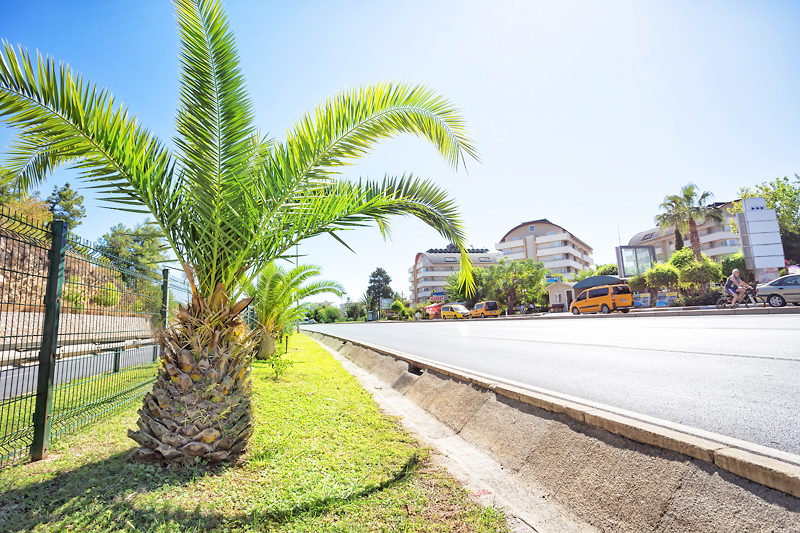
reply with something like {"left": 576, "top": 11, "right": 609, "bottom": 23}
{"left": 0, "top": 334, "right": 509, "bottom": 532}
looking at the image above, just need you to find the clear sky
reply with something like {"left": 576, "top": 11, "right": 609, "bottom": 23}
{"left": 2, "top": 1, "right": 799, "bottom": 304}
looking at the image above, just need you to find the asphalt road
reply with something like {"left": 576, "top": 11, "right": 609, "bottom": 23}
{"left": 304, "top": 314, "right": 800, "bottom": 456}
{"left": 0, "top": 345, "right": 158, "bottom": 401}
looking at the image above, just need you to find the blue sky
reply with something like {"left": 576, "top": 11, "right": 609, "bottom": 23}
{"left": 2, "top": 1, "right": 799, "bottom": 303}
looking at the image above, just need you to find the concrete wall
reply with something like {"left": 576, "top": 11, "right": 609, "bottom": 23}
{"left": 306, "top": 330, "right": 800, "bottom": 532}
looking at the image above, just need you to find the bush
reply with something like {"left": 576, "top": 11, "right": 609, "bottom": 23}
{"left": 721, "top": 251, "right": 748, "bottom": 280}
{"left": 91, "top": 281, "right": 120, "bottom": 307}
{"left": 628, "top": 274, "right": 647, "bottom": 293}
{"left": 668, "top": 248, "right": 695, "bottom": 269}
{"left": 675, "top": 288, "right": 724, "bottom": 307}
{"left": 680, "top": 257, "right": 723, "bottom": 289}
{"left": 62, "top": 276, "right": 86, "bottom": 311}
{"left": 644, "top": 263, "right": 680, "bottom": 291}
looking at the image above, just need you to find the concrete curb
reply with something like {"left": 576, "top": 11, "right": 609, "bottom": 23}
{"left": 307, "top": 330, "right": 800, "bottom": 500}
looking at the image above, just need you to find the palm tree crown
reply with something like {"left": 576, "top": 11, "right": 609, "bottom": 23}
{"left": 655, "top": 183, "right": 723, "bottom": 260}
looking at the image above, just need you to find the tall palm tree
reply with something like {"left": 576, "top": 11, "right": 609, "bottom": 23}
{"left": 655, "top": 183, "right": 723, "bottom": 261}
{"left": 0, "top": 0, "right": 477, "bottom": 463}
{"left": 249, "top": 262, "right": 344, "bottom": 359}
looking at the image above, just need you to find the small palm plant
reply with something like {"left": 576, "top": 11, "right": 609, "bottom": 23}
{"left": 249, "top": 262, "right": 344, "bottom": 360}
{"left": 0, "top": 0, "right": 477, "bottom": 463}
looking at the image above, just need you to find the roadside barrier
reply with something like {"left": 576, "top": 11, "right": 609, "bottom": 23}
{"left": 306, "top": 330, "right": 800, "bottom": 531}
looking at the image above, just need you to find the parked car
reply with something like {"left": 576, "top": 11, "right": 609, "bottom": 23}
{"left": 570, "top": 284, "right": 633, "bottom": 315}
{"left": 441, "top": 304, "right": 470, "bottom": 319}
{"left": 756, "top": 274, "right": 800, "bottom": 307}
{"left": 470, "top": 301, "right": 500, "bottom": 318}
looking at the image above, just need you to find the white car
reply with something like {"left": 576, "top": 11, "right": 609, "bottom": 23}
{"left": 756, "top": 274, "right": 800, "bottom": 307}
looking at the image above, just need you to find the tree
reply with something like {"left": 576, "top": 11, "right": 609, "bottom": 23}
{"left": 721, "top": 251, "right": 748, "bottom": 280}
{"left": 486, "top": 259, "right": 547, "bottom": 311}
{"left": 444, "top": 267, "right": 490, "bottom": 308}
{"left": 310, "top": 305, "right": 340, "bottom": 323}
{"left": 628, "top": 274, "right": 647, "bottom": 294}
{"left": 345, "top": 301, "right": 366, "bottom": 320}
{"left": 97, "top": 220, "right": 168, "bottom": 284}
{"left": 366, "top": 268, "right": 394, "bottom": 312}
{"left": 655, "top": 183, "right": 723, "bottom": 261}
{"left": 45, "top": 182, "right": 85, "bottom": 232}
{"left": 249, "top": 263, "right": 343, "bottom": 359}
{"left": 0, "top": 0, "right": 477, "bottom": 464}
{"left": 594, "top": 263, "right": 618, "bottom": 276}
{"left": 729, "top": 174, "right": 800, "bottom": 264}
{"left": 668, "top": 247, "right": 695, "bottom": 270}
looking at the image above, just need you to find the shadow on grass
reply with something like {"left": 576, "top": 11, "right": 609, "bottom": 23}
{"left": 0, "top": 450, "right": 422, "bottom": 531}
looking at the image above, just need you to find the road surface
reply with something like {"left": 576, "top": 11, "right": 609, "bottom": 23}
{"left": 305, "top": 314, "right": 800, "bottom": 456}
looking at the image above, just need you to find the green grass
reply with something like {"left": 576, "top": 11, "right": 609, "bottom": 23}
{"left": 0, "top": 334, "right": 509, "bottom": 532}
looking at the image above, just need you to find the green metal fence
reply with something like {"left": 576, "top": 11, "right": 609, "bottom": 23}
{"left": 0, "top": 206, "right": 177, "bottom": 467}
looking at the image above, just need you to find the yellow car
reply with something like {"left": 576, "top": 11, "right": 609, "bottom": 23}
{"left": 470, "top": 301, "right": 500, "bottom": 318}
{"left": 441, "top": 304, "right": 470, "bottom": 319}
{"left": 570, "top": 284, "right": 633, "bottom": 315}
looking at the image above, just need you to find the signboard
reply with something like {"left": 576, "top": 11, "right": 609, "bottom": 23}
{"left": 756, "top": 267, "right": 780, "bottom": 283}
{"left": 379, "top": 298, "right": 394, "bottom": 310}
{"left": 633, "top": 293, "right": 651, "bottom": 308}
{"left": 656, "top": 291, "right": 678, "bottom": 307}
{"left": 429, "top": 291, "right": 446, "bottom": 302}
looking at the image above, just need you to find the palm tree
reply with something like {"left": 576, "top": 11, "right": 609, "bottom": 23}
{"left": 655, "top": 183, "right": 723, "bottom": 261}
{"left": 0, "top": 0, "right": 477, "bottom": 463}
{"left": 249, "top": 262, "right": 344, "bottom": 359}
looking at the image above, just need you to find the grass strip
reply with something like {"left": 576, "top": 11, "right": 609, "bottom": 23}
{"left": 0, "top": 334, "right": 509, "bottom": 532}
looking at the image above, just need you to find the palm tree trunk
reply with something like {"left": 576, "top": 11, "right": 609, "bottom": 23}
{"left": 688, "top": 218, "right": 701, "bottom": 260}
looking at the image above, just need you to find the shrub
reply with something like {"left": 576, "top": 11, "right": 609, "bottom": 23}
{"left": 91, "top": 281, "right": 120, "bottom": 307}
{"left": 675, "top": 288, "right": 724, "bottom": 307}
{"left": 668, "top": 248, "right": 695, "bottom": 269}
{"left": 644, "top": 263, "right": 680, "bottom": 291}
{"left": 680, "top": 257, "right": 723, "bottom": 288}
{"left": 628, "top": 274, "right": 647, "bottom": 293}
{"left": 721, "top": 251, "right": 748, "bottom": 280}
{"left": 62, "top": 275, "right": 86, "bottom": 311}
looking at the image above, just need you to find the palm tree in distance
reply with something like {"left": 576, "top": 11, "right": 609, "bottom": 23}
{"left": 655, "top": 183, "right": 723, "bottom": 261}
{"left": 0, "top": 0, "right": 478, "bottom": 463}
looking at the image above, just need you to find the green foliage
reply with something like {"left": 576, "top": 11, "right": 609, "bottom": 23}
{"left": 97, "top": 220, "right": 167, "bottom": 283}
{"left": 486, "top": 258, "right": 547, "bottom": 310}
{"left": 366, "top": 268, "right": 394, "bottom": 311}
{"left": 45, "top": 182, "right": 85, "bottom": 232}
{"left": 310, "top": 305, "right": 341, "bottom": 323}
{"left": 655, "top": 183, "right": 723, "bottom": 260}
{"left": 644, "top": 263, "right": 680, "bottom": 291}
{"left": 594, "top": 263, "right": 618, "bottom": 276}
{"left": 249, "top": 262, "right": 344, "bottom": 359}
{"left": 675, "top": 288, "right": 724, "bottom": 307}
{"left": 444, "top": 267, "right": 490, "bottom": 308}
{"left": 668, "top": 247, "right": 696, "bottom": 269}
{"left": 62, "top": 275, "right": 85, "bottom": 311}
{"left": 390, "top": 299, "right": 405, "bottom": 319}
{"left": 90, "top": 281, "right": 120, "bottom": 307}
{"left": 679, "top": 257, "right": 723, "bottom": 288}
{"left": 720, "top": 251, "right": 747, "bottom": 279}
{"left": 730, "top": 174, "right": 800, "bottom": 264}
{"left": 345, "top": 301, "right": 366, "bottom": 320}
{"left": 0, "top": 0, "right": 479, "bottom": 306}
{"left": 628, "top": 274, "right": 647, "bottom": 293}
{"left": 569, "top": 268, "right": 595, "bottom": 282}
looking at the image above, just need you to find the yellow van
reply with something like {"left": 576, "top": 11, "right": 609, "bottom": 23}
{"left": 570, "top": 284, "right": 633, "bottom": 315}
{"left": 470, "top": 301, "right": 500, "bottom": 318}
{"left": 441, "top": 304, "right": 470, "bottom": 319}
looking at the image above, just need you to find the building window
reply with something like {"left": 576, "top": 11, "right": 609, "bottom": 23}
{"left": 529, "top": 225, "right": 535, "bottom": 232}
{"left": 444, "top": 257, "right": 456, "bottom": 262}
{"left": 553, "top": 241, "right": 564, "bottom": 248}
{"left": 479, "top": 257, "right": 490, "bottom": 262}
{"left": 553, "top": 254, "right": 565, "bottom": 260}
{"left": 512, "top": 236, "right": 521, "bottom": 241}
{"left": 503, "top": 248, "right": 511, "bottom": 254}
{"left": 546, "top": 231, "right": 555, "bottom": 235}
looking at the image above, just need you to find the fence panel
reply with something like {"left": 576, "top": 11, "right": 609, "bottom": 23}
{"left": 0, "top": 211, "right": 52, "bottom": 466}
{"left": 0, "top": 206, "right": 168, "bottom": 467}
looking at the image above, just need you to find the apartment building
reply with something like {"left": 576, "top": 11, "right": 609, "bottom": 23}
{"left": 627, "top": 201, "right": 741, "bottom": 263}
{"left": 494, "top": 219, "right": 594, "bottom": 277}
{"left": 408, "top": 246, "right": 502, "bottom": 305}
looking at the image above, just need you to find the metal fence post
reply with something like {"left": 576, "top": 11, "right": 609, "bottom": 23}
{"left": 160, "top": 269, "right": 169, "bottom": 358}
{"left": 113, "top": 347, "right": 122, "bottom": 373}
{"left": 31, "top": 220, "right": 67, "bottom": 461}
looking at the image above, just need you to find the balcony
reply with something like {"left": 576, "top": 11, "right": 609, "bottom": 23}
{"left": 535, "top": 232, "right": 569, "bottom": 244}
